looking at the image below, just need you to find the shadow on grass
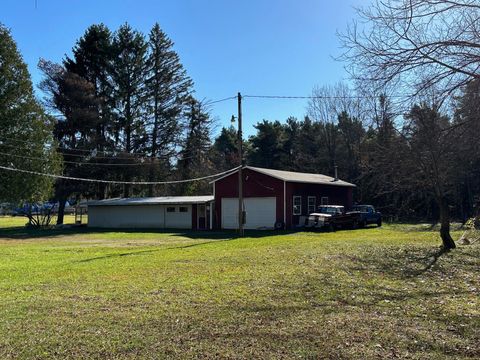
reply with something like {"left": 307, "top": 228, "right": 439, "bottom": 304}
{"left": 0, "top": 225, "right": 297, "bottom": 241}
{"left": 76, "top": 237, "right": 243, "bottom": 263}
{"left": 228, "top": 262, "right": 479, "bottom": 358}
{"left": 346, "top": 245, "right": 479, "bottom": 279}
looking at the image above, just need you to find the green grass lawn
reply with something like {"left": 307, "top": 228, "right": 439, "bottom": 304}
{"left": 0, "top": 215, "right": 82, "bottom": 228}
{"left": 0, "top": 219, "right": 478, "bottom": 359}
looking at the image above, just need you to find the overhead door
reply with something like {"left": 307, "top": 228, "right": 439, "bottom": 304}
{"left": 221, "top": 197, "right": 276, "bottom": 230}
{"left": 164, "top": 205, "right": 192, "bottom": 229}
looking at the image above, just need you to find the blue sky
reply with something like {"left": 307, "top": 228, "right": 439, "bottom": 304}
{"left": 2, "top": 0, "right": 365, "bottom": 137}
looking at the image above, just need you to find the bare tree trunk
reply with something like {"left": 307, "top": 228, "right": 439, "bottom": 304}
{"left": 123, "top": 121, "right": 131, "bottom": 198}
{"left": 439, "top": 197, "right": 456, "bottom": 250}
{"left": 97, "top": 183, "right": 107, "bottom": 200}
{"left": 56, "top": 197, "right": 67, "bottom": 225}
{"left": 148, "top": 103, "right": 159, "bottom": 198}
{"left": 123, "top": 95, "right": 132, "bottom": 198}
{"left": 123, "top": 179, "right": 131, "bottom": 198}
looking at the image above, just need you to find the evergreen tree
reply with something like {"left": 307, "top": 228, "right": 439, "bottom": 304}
{"left": 211, "top": 126, "right": 240, "bottom": 171}
{"left": 247, "top": 120, "right": 289, "bottom": 169}
{"left": 282, "top": 117, "right": 300, "bottom": 171}
{"left": 290, "top": 117, "right": 327, "bottom": 174}
{"left": 111, "top": 23, "right": 148, "bottom": 197}
{"left": 39, "top": 60, "right": 103, "bottom": 224}
{"left": 177, "top": 98, "right": 212, "bottom": 195}
{"left": 356, "top": 95, "right": 407, "bottom": 217}
{"left": 0, "top": 24, "right": 61, "bottom": 204}
{"left": 63, "top": 24, "right": 114, "bottom": 150}
{"left": 39, "top": 24, "right": 116, "bottom": 223}
{"left": 453, "top": 80, "right": 480, "bottom": 220}
{"left": 337, "top": 111, "right": 364, "bottom": 180}
{"left": 145, "top": 23, "right": 193, "bottom": 195}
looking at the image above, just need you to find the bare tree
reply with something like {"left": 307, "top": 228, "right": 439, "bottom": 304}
{"left": 340, "top": 0, "right": 480, "bottom": 98}
{"left": 402, "top": 103, "right": 459, "bottom": 249}
{"left": 307, "top": 83, "right": 363, "bottom": 172}
{"left": 340, "top": 0, "right": 480, "bottom": 250}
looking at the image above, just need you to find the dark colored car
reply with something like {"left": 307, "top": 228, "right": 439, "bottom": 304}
{"left": 305, "top": 205, "right": 361, "bottom": 231}
{"left": 352, "top": 205, "right": 382, "bottom": 227}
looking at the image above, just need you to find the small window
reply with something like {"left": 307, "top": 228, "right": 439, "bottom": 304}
{"left": 166, "top": 207, "right": 176, "bottom": 212}
{"left": 179, "top": 206, "right": 188, "bottom": 213}
{"left": 321, "top": 197, "right": 329, "bottom": 206}
{"left": 308, "top": 196, "right": 316, "bottom": 214}
{"left": 293, "top": 196, "right": 302, "bottom": 215}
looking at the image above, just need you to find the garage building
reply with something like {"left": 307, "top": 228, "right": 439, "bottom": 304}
{"left": 87, "top": 166, "right": 355, "bottom": 231}
{"left": 212, "top": 166, "right": 355, "bottom": 230}
{"left": 88, "top": 196, "right": 213, "bottom": 229}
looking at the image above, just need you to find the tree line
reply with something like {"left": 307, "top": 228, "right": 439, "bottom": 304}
{"left": 37, "top": 23, "right": 212, "bottom": 222}
{"left": 239, "top": 86, "right": 480, "bottom": 249}
{"left": 1, "top": 0, "right": 480, "bottom": 250}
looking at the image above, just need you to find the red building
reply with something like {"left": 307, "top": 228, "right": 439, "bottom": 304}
{"left": 212, "top": 166, "right": 355, "bottom": 230}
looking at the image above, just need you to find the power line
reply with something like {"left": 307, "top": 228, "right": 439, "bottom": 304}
{"left": 0, "top": 151, "right": 154, "bottom": 167}
{"left": 244, "top": 95, "right": 319, "bottom": 99}
{"left": 0, "top": 140, "right": 211, "bottom": 166}
{"left": 0, "top": 164, "right": 241, "bottom": 185}
{"left": 204, "top": 96, "right": 237, "bottom": 105}
{"left": 243, "top": 94, "right": 408, "bottom": 100}
{"left": 0, "top": 142, "right": 149, "bottom": 160}
{"left": 0, "top": 136, "right": 152, "bottom": 157}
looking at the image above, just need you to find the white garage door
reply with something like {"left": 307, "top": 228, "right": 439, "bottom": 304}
{"left": 164, "top": 205, "right": 192, "bottom": 229}
{"left": 221, "top": 197, "right": 276, "bottom": 230}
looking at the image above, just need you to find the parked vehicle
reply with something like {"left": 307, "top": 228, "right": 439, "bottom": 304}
{"left": 12, "top": 202, "right": 75, "bottom": 216}
{"left": 0, "top": 203, "right": 14, "bottom": 216}
{"left": 44, "top": 201, "right": 75, "bottom": 215}
{"left": 352, "top": 205, "right": 382, "bottom": 227}
{"left": 12, "top": 203, "right": 43, "bottom": 216}
{"left": 305, "top": 205, "right": 361, "bottom": 231}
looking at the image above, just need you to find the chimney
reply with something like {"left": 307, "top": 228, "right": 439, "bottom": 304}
{"left": 334, "top": 165, "right": 338, "bottom": 181}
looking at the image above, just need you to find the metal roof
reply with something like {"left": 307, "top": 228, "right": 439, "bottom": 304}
{"left": 88, "top": 195, "right": 214, "bottom": 207}
{"left": 211, "top": 166, "right": 356, "bottom": 187}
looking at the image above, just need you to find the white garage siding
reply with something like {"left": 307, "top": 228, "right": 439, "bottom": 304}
{"left": 221, "top": 197, "right": 276, "bottom": 230}
{"left": 87, "top": 196, "right": 214, "bottom": 229}
{"left": 164, "top": 205, "right": 192, "bottom": 229}
{"left": 88, "top": 205, "right": 166, "bottom": 228}
{"left": 88, "top": 205, "right": 193, "bottom": 229}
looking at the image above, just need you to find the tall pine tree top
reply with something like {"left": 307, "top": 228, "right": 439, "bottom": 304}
{"left": 0, "top": 24, "right": 61, "bottom": 203}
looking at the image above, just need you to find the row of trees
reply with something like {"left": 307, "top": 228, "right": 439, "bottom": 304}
{"left": 37, "top": 23, "right": 214, "bottom": 222}
{"left": 2, "top": 0, "right": 480, "bottom": 249}
{"left": 238, "top": 86, "right": 480, "bottom": 250}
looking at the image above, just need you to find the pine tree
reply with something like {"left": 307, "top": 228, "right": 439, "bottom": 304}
{"left": 39, "top": 59, "right": 103, "bottom": 224}
{"left": 248, "top": 120, "right": 289, "bottom": 169}
{"left": 111, "top": 23, "right": 148, "bottom": 197}
{"left": 39, "top": 24, "right": 115, "bottom": 223}
{"left": 0, "top": 24, "right": 61, "bottom": 204}
{"left": 177, "top": 99, "right": 212, "bottom": 195}
{"left": 145, "top": 23, "right": 193, "bottom": 195}
{"left": 212, "top": 126, "right": 239, "bottom": 168}
{"left": 64, "top": 24, "right": 114, "bottom": 150}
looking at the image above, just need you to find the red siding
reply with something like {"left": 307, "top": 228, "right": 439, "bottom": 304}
{"left": 213, "top": 168, "right": 285, "bottom": 229}
{"left": 286, "top": 182, "right": 353, "bottom": 228}
{"left": 213, "top": 168, "right": 354, "bottom": 230}
{"left": 191, "top": 204, "right": 197, "bottom": 230}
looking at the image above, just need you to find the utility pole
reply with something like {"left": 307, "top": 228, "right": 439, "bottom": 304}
{"left": 237, "top": 92, "right": 244, "bottom": 236}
